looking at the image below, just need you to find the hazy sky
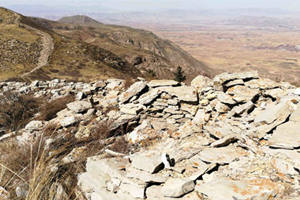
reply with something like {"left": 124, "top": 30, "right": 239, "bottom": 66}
{"left": 1, "top": 0, "right": 300, "bottom": 11}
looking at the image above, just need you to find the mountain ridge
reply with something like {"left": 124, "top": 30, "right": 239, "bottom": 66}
{"left": 0, "top": 8, "right": 212, "bottom": 82}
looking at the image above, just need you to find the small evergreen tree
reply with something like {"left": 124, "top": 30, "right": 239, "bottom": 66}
{"left": 174, "top": 66, "right": 186, "bottom": 82}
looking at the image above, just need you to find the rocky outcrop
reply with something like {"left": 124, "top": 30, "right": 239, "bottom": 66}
{"left": 1, "top": 71, "right": 300, "bottom": 200}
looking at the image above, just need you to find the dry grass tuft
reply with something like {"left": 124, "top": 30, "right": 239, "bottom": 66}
{"left": 0, "top": 92, "right": 42, "bottom": 132}
{"left": 37, "top": 95, "right": 75, "bottom": 121}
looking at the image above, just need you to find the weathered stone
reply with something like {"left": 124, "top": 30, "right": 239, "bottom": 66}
{"left": 106, "top": 79, "right": 125, "bottom": 90}
{"left": 264, "top": 88, "right": 287, "bottom": 100}
{"left": 130, "top": 151, "right": 163, "bottom": 173}
{"left": 199, "top": 98, "right": 209, "bottom": 106}
{"left": 127, "top": 120, "right": 158, "bottom": 144}
{"left": 268, "top": 122, "right": 300, "bottom": 149}
{"left": 211, "top": 134, "right": 244, "bottom": 147}
{"left": 76, "top": 92, "right": 84, "bottom": 100}
{"left": 126, "top": 167, "right": 166, "bottom": 183}
{"left": 214, "top": 71, "right": 258, "bottom": 90}
{"left": 196, "top": 178, "right": 280, "bottom": 200}
{"left": 119, "top": 179, "right": 145, "bottom": 199}
{"left": 198, "top": 145, "right": 248, "bottom": 164}
{"left": 254, "top": 99, "right": 293, "bottom": 125}
{"left": 138, "top": 89, "right": 162, "bottom": 105}
{"left": 120, "top": 103, "right": 145, "bottom": 115}
{"left": 246, "top": 78, "right": 279, "bottom": 89}
{"left": 225, "top": 79, "right": 244, "bottom": 88}
{"left": 191, "top": 75, "right": 211, "bottom": 91}
{"left": 110, "top": 114, "right": 138, "bottom": 132}
{"left": 159, "top": 86, "right": 198, "bottom": 103}
{"left": 180, "top": 103, "right": 199, "bottom": 116}
{"left": 217, "top": 92, "right": 236, "bottom": 105}
{"left": 75, "top": 125, "right": 91, "bottom": 140}
{"left": 293, "top": 88, "right": 300, "bottom": 95}
{"left": 290, "top": 105, "right": 300, "bottom": 122}
{"left": 193, "top": 109, "right": 210, "bottom": 125}
{"left": 67, "top": 101, "right": 92, "bottom": 113}
{"left": 161, "top": 178, "right": 195, "bottom": 198}
{"left": 119, "top": 81, "right": 147, "bottom": 103}
{"left": 60, "top": 116, "right": 79, "bottom": 127}
{"left": 78, "top": 157, "right": 132, "bottom": 200}
{"left": 106, "top": 177, "right": 121, "bottom": 193}
{"left": 24, "top": 120, "right": 43, "bottom": 131}
{"left": 93, "top": 80, "right": 106, "bottom": 89}
{"left": 271, "top": 158, "right": 299, "bottom": 176}
{"left": 215, "top": 101, "right": 230, "bottom": 113}
{"left": 229, "top": 101, "right": 254, "bottom": 116}
{"left": 148, "top": 80, "right": 179, "bottom": 88}
{"left": 227, "top": 85, "right": 260, "bottom": 103}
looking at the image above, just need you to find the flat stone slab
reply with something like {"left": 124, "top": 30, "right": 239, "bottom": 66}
{"left": 119, "top": 81, "right": 147, "bottom": 103}
{"left": 161, "top": 178, "right": 195, "bottom": 198}
{"left": 191, "top": 75, "right": 212, "bottom": 91}
{"left": 130, "top": 151, "right": 163, "bottom": 173}
{"left": 198, "top": 145, "right": 248, "bottom": 164}
{"left": 67, "top": 101, "right": 92, "bottom": 113}
{"left": 138, "top": 88, "right": 162, "bottom": 105}
{"left": 148, "top": 80, "right": 179, "bottom": 88}
{"left": 227, "top": 85, "right": 260, "bottom": 103}
{"left": 290, "top": 105, "right": 300, "bottom": 122}
{"left": 268, "top": 122, "right": 300, "bottom": 149}
{"left": 217, "top": 92, "right": 236, "bottom": 105}
{"left": 254, "top": 100, "right": 293, "bottom": 125}
{"left": 159, "top": 86, "right": 198, "bottom": 103}
{"left": 196, "top": 178, "right": 281, "bottom": 200}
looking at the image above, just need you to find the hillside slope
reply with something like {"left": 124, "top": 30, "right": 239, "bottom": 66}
{"left": 0, "top": 8, "right": 212, "bottom": 82}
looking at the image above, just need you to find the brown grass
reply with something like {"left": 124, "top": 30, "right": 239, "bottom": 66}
{"left": 0, "top": 106, "right": 132, "bottom": 199}
{"left": 0, "top": 92, "right": 42, "bottom": 132}
{"left": 37, "top": 95, "right": 75, "bottom": 121}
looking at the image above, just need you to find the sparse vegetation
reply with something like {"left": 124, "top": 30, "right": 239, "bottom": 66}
{"left": 38, "top": 94, "right": 75, "bottom": 121}
{"left": 173, "top": 66, "right": 186, "bottom": 82}
{"left": 0, "top": 92, "right": 42, "bottom": 132}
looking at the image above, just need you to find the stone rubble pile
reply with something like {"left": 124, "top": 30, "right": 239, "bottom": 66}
{"left": 1, "top": 71, "right": 300, "bottom": 200}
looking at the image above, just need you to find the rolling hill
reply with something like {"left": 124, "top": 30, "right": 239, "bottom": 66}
{"left": 0, "top": 7, "right": 212, "bottom": 82}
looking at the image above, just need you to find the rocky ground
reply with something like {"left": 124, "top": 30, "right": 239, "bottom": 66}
{"left": 1, "top": 71, "right": 300, "bottom": 200}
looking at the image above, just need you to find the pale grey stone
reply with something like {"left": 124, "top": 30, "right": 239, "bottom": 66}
{"left": 120, "top": 103, "right": 145, "bottom": 115}
{"left": 159, "top": 86, "right": 198, "bottom": 103}
{"left": 290, "top": 105, "right": 300, "bottom": 122}
{"left": 198, "top": 145, "right": 248, "bottom": 164}
{"left": 148, "top": 80, "right": 179, "bottom": 88}
{"left": 138, "top": 88, "right": 162, "bottom": 105}
{"left": 161, "top": 178, "right": 195, "bottom": 198}
{"left": 196, "top": 178, "right": 279, "bottom": 200}
{"left": 130, "top": 151, "right": 163, "bottom": 173}
{"left": 119, "top": 81, "right": 147, "bottom": 103}
{"left": 67, "top": 100, "right": 92, "bottom": 113}
{"left": 217, "top": 92, "right": 236, "bottom": 104}
{"left": 24, "top": 120, "right": 43, "bottom": 131}
{"left": 268, "top": 122, "right": 300, "bottom": 149}
{"left": 191, "top": 75, "right": 212, "bottom": 91}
